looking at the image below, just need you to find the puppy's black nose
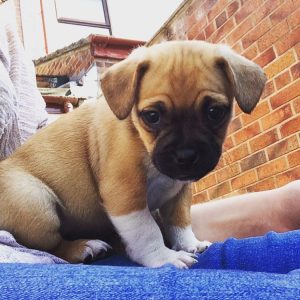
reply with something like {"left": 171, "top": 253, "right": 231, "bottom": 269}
{"left": 174, "top": 148, "right": 198, "bottom": 165}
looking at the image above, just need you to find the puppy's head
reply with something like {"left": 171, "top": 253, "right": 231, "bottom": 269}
{"left": 101, "top": 41, "right": 267, "bottom": 181}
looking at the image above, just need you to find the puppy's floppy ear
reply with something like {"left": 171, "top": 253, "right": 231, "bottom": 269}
{"left": 100, "top": 48, "right": 149, "bottom": 120}
{"left": 216, "top": 45, "right": 267, "bottom": 114}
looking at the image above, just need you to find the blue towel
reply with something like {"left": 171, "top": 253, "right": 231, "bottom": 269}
{"left": 1, "top": 230, "right": 300, "bottom": 299}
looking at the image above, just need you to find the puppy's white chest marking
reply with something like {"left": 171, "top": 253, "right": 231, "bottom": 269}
{"left": 147, "top": 169, "right": 185, "bottom": 211}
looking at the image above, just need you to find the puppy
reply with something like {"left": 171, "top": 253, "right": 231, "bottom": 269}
{"left": 0, "top": 41, "right": 266, "bottom": 268}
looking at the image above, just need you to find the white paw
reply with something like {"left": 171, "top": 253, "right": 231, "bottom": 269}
{"left": 141, "top": 246, "right": 198, "bottom": 269}
{"left": 82, "top": 240, "right": 112, "bottom": 263}
{"left": 181, "top": 239, "right": 212, "bottom": 254}
{"left": 167, "top": 225, "right": 212, "bottom": 254}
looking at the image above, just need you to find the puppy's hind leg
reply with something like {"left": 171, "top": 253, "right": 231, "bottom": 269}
{"left": 53, "top": 239, "right": 112, "bottom": 263}
{"left": 0, "top": 169, "right": 64, "bottom": 252}
{"left": 0, "top": 169, "right": 112, "bottom": 263}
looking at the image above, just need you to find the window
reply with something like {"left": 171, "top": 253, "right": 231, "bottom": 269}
{"left": 54, "top": 0, "right": 112, "bottom": 34}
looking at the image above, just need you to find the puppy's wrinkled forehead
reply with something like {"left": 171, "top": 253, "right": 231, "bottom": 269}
{"left": 136, "top": 42, "right": 229, "bottom": 108}
{"left": 100, "top": 40, "right": 266, "bottom": 120}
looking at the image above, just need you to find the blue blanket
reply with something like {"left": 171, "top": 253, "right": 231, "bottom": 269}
{"left": 1, "top": 230, "right": 300, "bottom": 299}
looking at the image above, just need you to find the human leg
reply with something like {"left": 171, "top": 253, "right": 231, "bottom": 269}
{"left": 191, "top": 180, "right": 300, "bottom": 242}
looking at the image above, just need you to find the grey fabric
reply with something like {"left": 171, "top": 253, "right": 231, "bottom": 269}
{"left": 0, "top": 230, "right": 66, "bottom": 264}
{"left": 0, "top": 1, "right": 47, "bottom": 160}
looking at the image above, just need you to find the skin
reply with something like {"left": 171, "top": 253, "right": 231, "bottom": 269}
{"left": 191, "top": 180, "right": 300, "bottom": 242}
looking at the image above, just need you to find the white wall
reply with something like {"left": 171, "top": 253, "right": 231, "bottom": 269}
{"left": 20, "top": 0, "right": 183, "bottom": 59}
{"left": 20, "top": 0, "right": 45, "bottom": 59}
{"left": 108, "top": 0, "right": 183, "bottom": 41}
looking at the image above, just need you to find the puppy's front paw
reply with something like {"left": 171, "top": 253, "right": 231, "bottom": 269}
{"left": 176, "top": 239, "right": 212, "bottom": 254}
{"left": 166, "top": 225, "right": 212, "bottom": 254}
{"left": 142, "top": 247, "right": 198, "bottom": 269}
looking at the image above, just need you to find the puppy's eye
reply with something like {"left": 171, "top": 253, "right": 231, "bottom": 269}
{"left": 207, "top": 105, "right": 227, "bottom": 123}
{"left": 141, "top": 110, "right": 161, "bottom": 126}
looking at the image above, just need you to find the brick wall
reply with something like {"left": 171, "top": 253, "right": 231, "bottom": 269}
{"left": 148, "top": 0, "right": 300, "bottom": 203}
{"left": 35, "top": 41, "right": 94, "bottom": 81}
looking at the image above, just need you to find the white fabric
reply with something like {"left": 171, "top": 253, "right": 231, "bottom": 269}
{"left": 0, "top": 1, "right": 47, "bottom": 160}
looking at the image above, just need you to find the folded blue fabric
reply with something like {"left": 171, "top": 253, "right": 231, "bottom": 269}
{"left": 96, "top": 230, "right": 300, "bottom": 274}
{"left": 194, "top": 230, "right": 300, "bottom": 274}
{"left": 1, "top": 230, "right": 300, "bottom": 299}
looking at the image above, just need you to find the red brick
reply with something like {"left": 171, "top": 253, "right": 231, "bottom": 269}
{"left": 249, "top": 129, "right": 279, "bottom": 152}
{"left": 242, "top": 18, "right": 272, "bottom": 49}
{"left": 274, "top": 70, "right": 292, "bottom": 90}
{"left": 187, "top": 17, "right": 207, "bottom": 40}
{"left": 292, "top": 0, "right": 300, "bottom": 8}
{"left": 231, "top": 42, "right": 243, "bottom": 54}
{"left": 254, "top": 47, "right": 276, "bottom": 68}
{"left": 252, "top": 0, "right": 281, "bottom": 24}
{"left": 257, "top": 157, "right": 288, "bottom": 179}
{"left": 195, "top": 173, "right": 217, "bottom": 192}
{"left": 223, "top": 135, "right": 235, "bottom": 151}
{"left": 269, "top": 0, "right": 295, "bottom": 26}
{"left": 210, "top": 18, "right": 235, "bottom": 43}
{"left": 216, "top": 11, "right": 227, "bottom": 28}
{"left": 231, "top": 169, "right": 257, "bottom": 190}
{"left": 202, "top": 0, "right": 218, "bottom": 17}
{"left": 241, "top": 101, "right": 270, "bottom": 126}
{"left": 293, "top": 96, "right": 300, "bottom": 113}
{"left": 276, "top": 166, "right": 300, "bottom": 187}
{"left": 227, "top": 1, "right": 239, "bottom": 18}
{"left": 227, "top": 117, "right": 242, "bottom": 135}
{"left": 234, "top": 122, "right": 261, "bottom": 145}
{"left": 184, "top": 8, "right": 199, "bottom": 30}
{"left": 240, "top": 150, "right": 267, "bottom": 172}
{"left": 270, "top": 79, "right": 300, "bottom": 108}
{"left": 227, "top": 17, "right": 253, "bottom": 46}
{"left": 207, "top": 0, "right": 229, "bottom": 22}
{"left": 234, "top": 102, "right": 243, "bottom": 116}
{"left": 216, "top": 162, "right": 240, "bottom": 182}
{"left": 246, "top": 177, "right": 276, "bottom": 192}
{"left": 185, "top": 0, "right": 202, "bottom": 17}
{"left": 288, "top": 149, "right": 300, "bottom": 168}
{"left": 262, "top": 104, "right": 292, "bottom": 130}
{"left": 280, "top": 115, "right": 300, "bottom": 138}
{"left": 257, "top": 20, "right": 289, "bottom": 52}
{"left": 295, "top": 42, "right": 300, "bottom": 59}
{"left": 235, "top": 0, "right": 262, "bottom": 24}
{"left": 204, "top": 22, "right": 216, "bottom": 39}
{"left": 275, "top": 26, "right": 300, "bottom": 55}
{"left": 215, "top": 156, "right": 225, "bottom": 170}
{"left": 226, "top": 143, "right": 249, "bottom": 162}
{"left": 261, "top": 80, "right": 275, "bottom": 99}
{"left": 195, "top": 30, "right": 206, "bottom": 41}
{"left": 192, "top": 190, "right": 209, "bottom": 204}
{"left": 208, "top": 181, "right": 231, "bottom": 199}
{"left": 242, "top": 43, "right": 258, "bottom": 60}
{"left": 287, "top": 7, "right": 300, "bottom": 28}
{"left": 264, "top": 50, "right": 296, "bottom": 79}
{"left": 267, "top": 135, "right": 299, "bottom": 160}
{"left": 291, "top": 62, "right": 300, "bottom": 81}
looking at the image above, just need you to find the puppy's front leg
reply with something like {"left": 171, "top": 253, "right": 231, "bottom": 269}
{"left": 102, "top": 181, "right": 196, "bottom": 268}
{"left": 160, "top": 185, "right": 211, "bottom": 254}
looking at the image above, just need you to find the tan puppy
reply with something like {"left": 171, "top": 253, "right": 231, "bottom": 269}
{"left": 0, "top": 41, "right": 266, "bottom": 268}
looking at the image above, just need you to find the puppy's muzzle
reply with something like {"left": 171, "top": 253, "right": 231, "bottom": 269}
{"left": 153, "top": 142, "right": 221, "bottom": 182}
{"left": 173, "top": 148, "right": 199, "bottom": 165}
